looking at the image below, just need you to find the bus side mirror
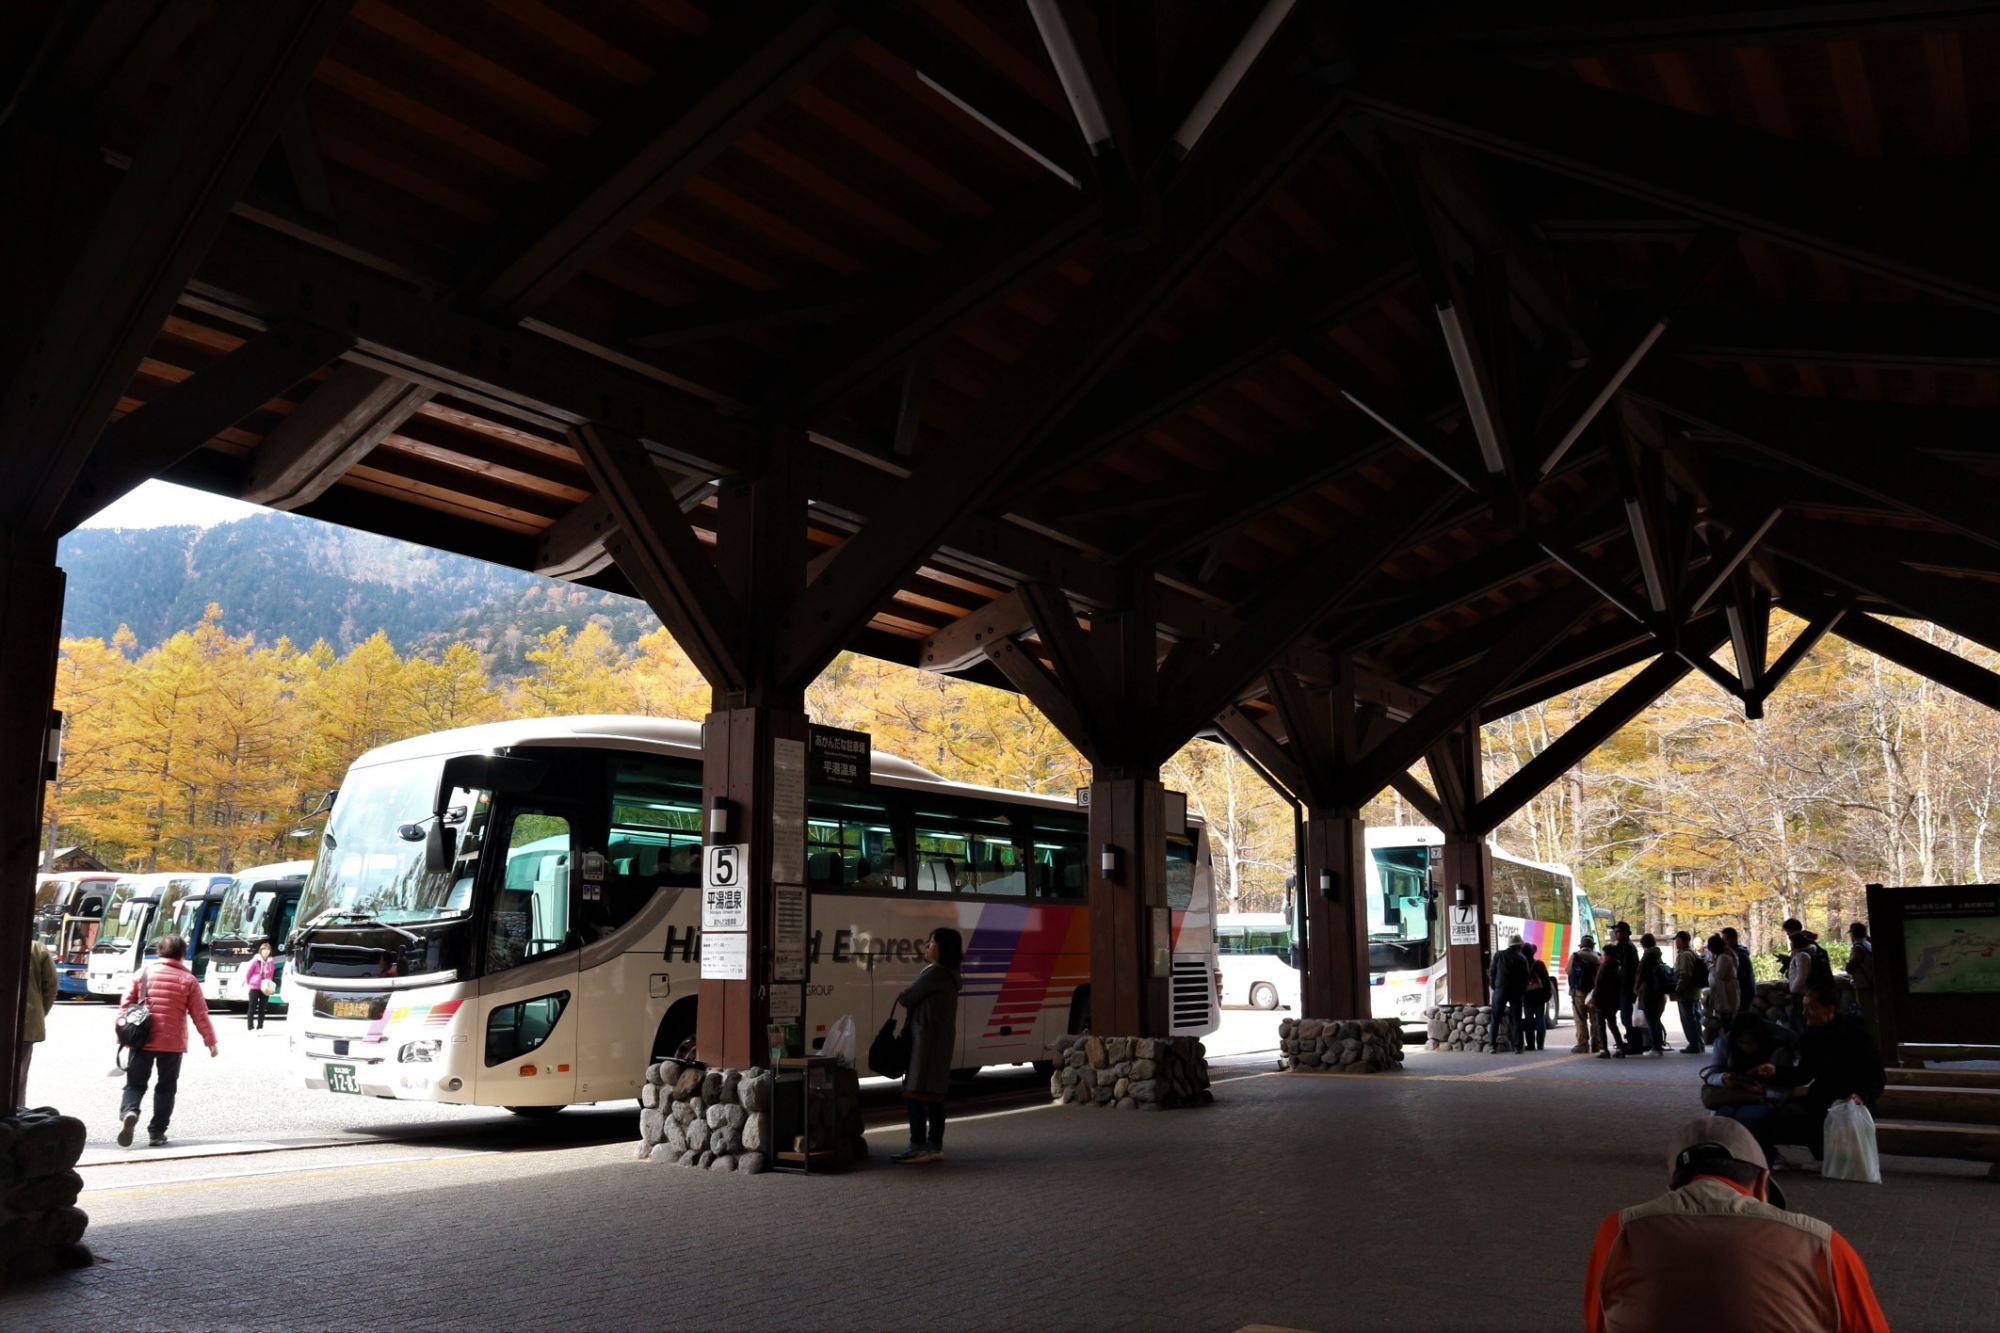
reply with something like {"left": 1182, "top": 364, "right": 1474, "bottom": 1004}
{"left": 425, "top": 821, "right": 459, "bottom": 876}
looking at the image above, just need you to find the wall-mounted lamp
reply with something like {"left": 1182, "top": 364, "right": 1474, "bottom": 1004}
{"left": 709, "top": 796, "right": 731, "bottom": 838}
{"left": 1455, "top": 884, "right": 1470, "bottom": 905}
{"left": 1317, "top": 869, "right": 1336, "bottom": 900}
{"left": 1100, "top": 843, "right": 1118, "bottom": 878}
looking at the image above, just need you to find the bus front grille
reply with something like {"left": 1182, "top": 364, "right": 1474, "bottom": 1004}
{"left": 1170, "top": 959, "right": 1212, "bottom": 1032}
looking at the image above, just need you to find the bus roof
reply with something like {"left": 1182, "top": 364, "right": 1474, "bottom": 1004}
{"left": 345, "top": 714, "right": 1092, "bottom": 815}
{"left": 229, "top": 859, "right": 313, "bottom": 886}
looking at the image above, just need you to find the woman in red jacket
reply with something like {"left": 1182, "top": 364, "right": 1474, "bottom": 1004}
{"left": 115, "top": 933, "right": 219, "bottom": 1148}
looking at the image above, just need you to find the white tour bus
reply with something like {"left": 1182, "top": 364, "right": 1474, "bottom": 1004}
{"left": 287, "top": 716, "right": 1219, "bottom": 1111}
{"left": 1366, "top": 826, "right": 1591, "bottom": 1027}
{"left": 1216, "top": 912, "right": 1298, "bottom": 1010}
{"left": 203, "top": 860, "right": 314, "bottom": 1010}
{"left": 86, "top": 871, "right": 229, "bottom": 998}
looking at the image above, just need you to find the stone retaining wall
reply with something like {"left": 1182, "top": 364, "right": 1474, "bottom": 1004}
{"left": 1, "top": 1108, "right": 91, "bottom": 1284}
{"left": 1278, "top": 1018, "right": 1405, "bottom": 1071}
{"left": 1426, "top": 1003, "right": 1513, "bottom": 1052}
{"left": 636, "top": 1059, "right": 867, "bottom": 1173}
{"left": 1050, "top": 1035, "right": 1211, "bottom": 1108}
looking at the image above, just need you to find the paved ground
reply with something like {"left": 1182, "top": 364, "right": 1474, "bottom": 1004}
{"left": 9, "top": 1006, "right": 1994, "bottom": 1332}
{"left": 27, "top": 1002, "right": 1283, "bottom": 1165}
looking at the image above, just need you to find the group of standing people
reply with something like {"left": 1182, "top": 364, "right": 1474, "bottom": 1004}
{"left": 1486, "top": 935, "right": 1557, "bottom": 1051}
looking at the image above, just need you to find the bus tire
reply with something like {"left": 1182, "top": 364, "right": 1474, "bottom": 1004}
{"left": 1249, "top": 982, "right": 1279, "bottom": 1010}
{"left": 949, "top": 1067, "right": 982, "bottom": 1081}
{"left": 653, "top": 997, "right": 699, "bottom": 1063}
{"left": 505, "top": 1105, "right": 565, "bottom": 1118}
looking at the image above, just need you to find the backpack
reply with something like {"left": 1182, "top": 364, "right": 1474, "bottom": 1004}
{"left": 114, "top": 973, "right": 154, "bottom": 1051}
{"left": 1808, "top": 945, "right": 1835, "bottom": 991}
{"left": 1657, "top": 960, "right": 1678, "bottom": 997}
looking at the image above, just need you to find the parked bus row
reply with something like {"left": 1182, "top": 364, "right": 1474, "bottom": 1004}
{"left": 33, "top": 862, "right": 310, "bottom": 1009}
{"left": 1217, "top": 826, "right": 1596, "bottom": 1028}
{"left": 285, "top": 716, "right": 1221, "bottom": 1114}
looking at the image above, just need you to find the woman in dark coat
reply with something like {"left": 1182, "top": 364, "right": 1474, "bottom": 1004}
{"left": 894, "top": 926, "right": 962, "bottom": 1164}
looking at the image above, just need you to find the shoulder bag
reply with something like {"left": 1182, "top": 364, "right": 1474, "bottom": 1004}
{"left": 115, "top": 972, "right": 155, "bottom": 1051}
{"left": 869, "top": 1006, "right": 912, "bottom": 1080}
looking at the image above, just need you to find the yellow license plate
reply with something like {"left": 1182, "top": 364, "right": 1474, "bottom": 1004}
{"left": 331, "top": 999, "right": 372, "bottom": 1020}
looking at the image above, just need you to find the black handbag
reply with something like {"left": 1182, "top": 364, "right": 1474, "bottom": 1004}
{"left": 869, "top": 1013, "right": 911, "bottom": 1080}
{"left": 115, "top": 973, "right": 154, "bottom": 1051}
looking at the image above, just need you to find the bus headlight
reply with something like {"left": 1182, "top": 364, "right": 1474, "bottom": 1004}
{"left": 398, "top": 1039, "right": 442, "bottom": 1063}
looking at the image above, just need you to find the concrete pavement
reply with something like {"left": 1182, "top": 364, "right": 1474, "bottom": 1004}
{"left": 8, "top": 1022, "right": 1993, "bottom": 1332}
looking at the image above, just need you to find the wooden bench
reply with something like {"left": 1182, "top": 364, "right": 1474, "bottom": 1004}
{"left": 1873, "top": 1075, "right": 2000, "bottom": 1177}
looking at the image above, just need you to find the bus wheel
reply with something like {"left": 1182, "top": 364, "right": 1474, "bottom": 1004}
{"left": 949, "top": 1067, "right": 982, "bottom": 1082}
{"left": 653, "top": 997, "right": 698, "bottom": 1063}
{"left": 505, "top": 1105, "right": 565, "bottom": 1117}
{"left": 1032, "top": 1060, "right": 1055, "bottom": 1078}
{"left": 1249, "top": 982, "right": 1279, "bottom": 1010}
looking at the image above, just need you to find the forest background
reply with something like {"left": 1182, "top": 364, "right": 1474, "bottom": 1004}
{"left": 48, "top": 512, "right": 1999, "bottom": 966}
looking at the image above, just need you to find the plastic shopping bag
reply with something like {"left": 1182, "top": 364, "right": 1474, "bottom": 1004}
{"left": 1631, "top": 1008, "right": 1648, "bottom": 1030}
{"left": 819, "top": 1014, "right": 857, "bottom": 1066}
{"left": 1822, "top": 1100, "right": 1882, "bottom": 1183}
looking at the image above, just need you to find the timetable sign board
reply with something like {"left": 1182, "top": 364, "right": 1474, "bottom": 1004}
{"left": 701, "top": 931, "right": 748, "bottom": 980}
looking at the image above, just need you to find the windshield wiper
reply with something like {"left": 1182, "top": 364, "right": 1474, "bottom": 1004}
{"left": 296, "top": 910, "right": 423, "bottom": 948}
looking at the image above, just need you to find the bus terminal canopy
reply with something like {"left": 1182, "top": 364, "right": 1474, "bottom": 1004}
{"left": 8, "top": 3, "right": 2000, "bottom": 1052}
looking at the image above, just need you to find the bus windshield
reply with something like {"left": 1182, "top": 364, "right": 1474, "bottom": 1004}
{"left": 298, "top": 757, "right": 494, "bottom": 927}
{"left": 94, "top": 882, "right": 151, "bottom": 951}
{"left": 1367, "top": 844, "right": 1431, "bottom": 965}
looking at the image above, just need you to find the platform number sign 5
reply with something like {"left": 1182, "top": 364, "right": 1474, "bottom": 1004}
{"left": 703, "top": 844, "right": 750, "bottom": 932}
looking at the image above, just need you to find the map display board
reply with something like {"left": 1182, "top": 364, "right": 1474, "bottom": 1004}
{"left": 1903, "top": 893, "right": 2000, "bottom": 994}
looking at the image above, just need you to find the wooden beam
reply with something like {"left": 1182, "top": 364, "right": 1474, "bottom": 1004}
{"left": 777, "top": 182, "right": 1097, "bottom": 411}
{"left": 1665, "top": 301, "right": 2000, "bottom": 373}
{"left": 1761, "top": 520, "right": 2000, "bottom": 658}
{"left": 188, "top": 224, "right": 760, "bottom": 478}
{"left": 1470, "top": 626, "right": 1725, "bottom": 835}
{"left": 534, "top": 495, "right": 618, "bottom": 580}
{"left": 1215, "top": 706, "right": 1305, "bottom": 802}
{"left": 1396, "top": 3, "right": 2000, "bottom": 57}
{"left": 919, "top": 587, "right": 1031, "bottom": 673}
{"left": 1019, "top": 581, "right": 1119, "bottom": 740}
{"left": 621, "top": 279, "right": 874, "bottom": 348}
{"left": 1, "top": 0, "right": 355, "bottom": 533}
{"left": 242, "top": 365, "right": 434, "bottom": 510}
{"left": 465, "top": 3, "right": 851, "bottom": 317}
{"left": 1003, "top": 240, "right": 1419, "bottom": 499}
{"left": 1388, "top": 771, "right": 1446, "bottom": 828}
{"left": 1753, "top": 603, "right": 1845, "bottom": 703}
{"left": 1348, "top": 56, "right": 2000, "bottom": 313}
{"left": 1346, "top": 583, "right": 1604, "bottom": 805}
{"left": 1833, "top": 613, "right": 2000, "bottom": 714}
{"left": 1535, "top": 227, "right": 1735, "bottom": 477}
{"left": 1632, "top": 360, "right": 2000, "bottom": 554}
{"left": 1688, "top": 506, "right": 1781, "bottom": 615}
{"left": 851, "top": 4, "right": 1090, "bottom": 189}
{"left": 570, "top": 424, "right": 747, "bottom": 692}
{"left": 65, "top": 320, "right": 351, "bottom": 529}
{"left": 777, "top": 71, "right": 1355, "bottom": 690}
{"left": 983, "top": 638, "right": 1096, "bottom": 760}
{"left": 1156, "top": 492, "right": 1467, "bottom": 749}
{"left": 892, "top": 350, "right": 933, "bottom": 459}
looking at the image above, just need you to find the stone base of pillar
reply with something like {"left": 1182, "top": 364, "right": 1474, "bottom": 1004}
{"left": 1276, "top": 1017, "right": 1405, "bottom": 1072}
{"left": 1048, "top": 1034, "right": 1211, "bottom": 1109}
{"left": 635, "top": 1058, "right": 866, "bottom": 1173}
{"left": 0, "top": 1108, "right": 91, "bottom": 1284}
{"left": 1426, "top": 1002, "right": 1519, "bottom": 1052}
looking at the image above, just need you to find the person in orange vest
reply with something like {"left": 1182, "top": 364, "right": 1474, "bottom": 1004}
{"left": 1584, "top": 1116, "right": 1889, "bottom": 1333}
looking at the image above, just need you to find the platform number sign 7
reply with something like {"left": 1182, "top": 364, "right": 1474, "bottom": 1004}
{"left": 703, "top": 844, "right": 750, "bottom": 932}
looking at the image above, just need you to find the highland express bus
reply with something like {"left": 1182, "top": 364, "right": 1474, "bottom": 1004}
{"left": 287, "top": 717, "right": 1220, "bottom": 1112}
{"left": 86, "top": 872, "right": 230, "bottom": 998}
{"left": 160, "top": 883, "right": 231, "bottom": 982}
{"left": 1366, "top": 826, "right": 1591, "bottom": 1028}
{"left": 203, "top": 860, "right": 312, "bottom": 1012}
{"left": 34, "top": 873, "right": 119, "bottom": 997}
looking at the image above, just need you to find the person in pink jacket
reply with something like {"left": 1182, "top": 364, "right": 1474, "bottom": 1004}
{"left": 115, "top": 933, "right": 218, "bottom": 1148}
{"left": 243, "top": 942, "right": 278, "bottom": 1030}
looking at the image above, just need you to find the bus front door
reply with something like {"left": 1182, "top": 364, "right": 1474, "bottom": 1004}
{"left": 474, "top": 809, "right": 581, "bottom": 1107}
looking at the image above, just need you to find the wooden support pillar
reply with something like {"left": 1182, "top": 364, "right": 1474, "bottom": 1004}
{"left": 1086, "top": 774, "right": 1172, "bottom": 1038}
{"left": 696, "top": 704, "right": 808, "bottom": 1070}
{"left": 1428, "top": 721, "right": 1490, "bottom": 1007}
{"left": 0, "top": 538, "right": 65, "bottom": 1112}
{"left": 1300, "top": 811, "right": 1370, "bottom": 1020}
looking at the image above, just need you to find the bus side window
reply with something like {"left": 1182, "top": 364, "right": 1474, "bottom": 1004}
{"left": 1030, "top": 817, "right": 1086, "bottom": 901}
{"left": 488, "top": 811, "right": 573, "bottom": 970}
